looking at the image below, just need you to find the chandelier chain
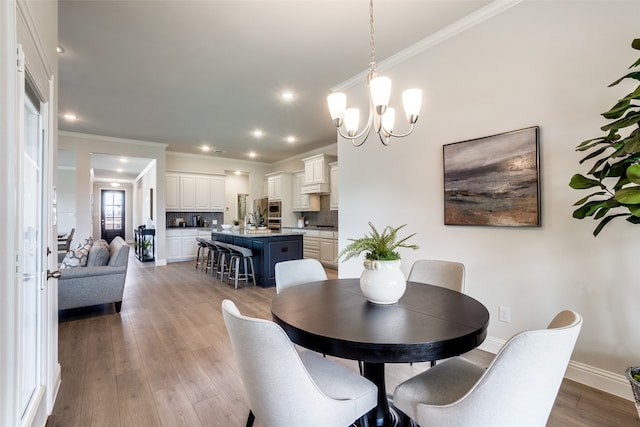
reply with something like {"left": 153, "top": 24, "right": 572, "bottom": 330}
{"left": 369, "top": 0, "right": 376, "bottom": 73}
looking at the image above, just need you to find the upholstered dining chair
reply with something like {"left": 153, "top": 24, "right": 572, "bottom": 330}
{"left": 408, "top": 259, "right": 465, "bottom": 367}
{"left": 407, "top": 259, "right": 465, "bottom": 293}
{"left": 393, "top": 310, "right": 582, "bottom": 427}
{"left": 275, "top": 258, "right": 327, "bottom": 294}
{"left": 221, "top": 299, "right": 377, "bottom": 427}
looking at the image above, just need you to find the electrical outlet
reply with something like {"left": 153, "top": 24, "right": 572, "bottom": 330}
{"left": 499, "top": 306, "right": 511, "bottom": 323}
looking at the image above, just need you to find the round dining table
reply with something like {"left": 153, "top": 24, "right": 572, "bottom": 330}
{"left": 271, "top": 278, "right": 490, "bottom": 427}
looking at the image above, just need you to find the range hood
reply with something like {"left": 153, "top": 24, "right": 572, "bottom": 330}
{"left": 301, "top": 154, "right": 336, "bottom": 194}
{"left": 301, "top": 182, "right": 330, "bottom": 194}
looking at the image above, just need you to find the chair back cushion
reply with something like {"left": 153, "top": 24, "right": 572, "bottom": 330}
{"left": 275, "top": 258, "right": 327, "bottom": 294}
{"left": 408, "top": 259, "right": 465, "bottom": 292}
{"left": 221, "top": 299, "right": 375, "bottom": 426}
{"left": 415, "top": 310, "right": 582, "bottom": 427}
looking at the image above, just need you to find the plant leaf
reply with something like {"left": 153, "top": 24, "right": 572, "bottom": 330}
{"left": 613, "top": 186, "right": 640, "bottom": 204}
{"left": 626, "top": 164, "right": 640, "bottom": 184}
{"left": 569, "top": 174, "right": 603, "bottom": 190}
{"left": 608, "top": 71, "right": 640, "bottom": 87}
{"left": 602, "top": 98, "right": 631, "bottom": 120}
{"left": 600, "top": 111, "right": 640, "bottom": 132}
{"left": 573, "top": 191, "right": 606, "bottom": 206}
{"left": 593, "top": 214, "right": 629, "bottom": 236}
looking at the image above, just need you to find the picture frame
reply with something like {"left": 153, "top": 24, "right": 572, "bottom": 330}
{"left": 443, "top": 126, "right": 540, "bottom": 227}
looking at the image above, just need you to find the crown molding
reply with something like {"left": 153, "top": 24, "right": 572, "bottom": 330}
{"left": 332, "top": 0, "right": 524, "bottom": 92}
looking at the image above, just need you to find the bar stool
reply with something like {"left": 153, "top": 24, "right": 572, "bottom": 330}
{"left": 203, "top": 239, "right": 218, "bottom": 275}
{"left": 214, "top": 241, "right": 232, "bottom": 281}
{"left": 195, "top": 237, "right": 208, "bottom": 270}
{"left": 226, "top": 243, "right": 256, "bottom": 289}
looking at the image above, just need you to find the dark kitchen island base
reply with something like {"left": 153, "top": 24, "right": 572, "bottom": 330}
{"left": 211, "top": 231, "right": 303, "bottom": 288}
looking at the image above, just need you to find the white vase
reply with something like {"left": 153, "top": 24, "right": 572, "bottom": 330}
{"left": 360, "top": 259, "right": 406, "bottom": 304}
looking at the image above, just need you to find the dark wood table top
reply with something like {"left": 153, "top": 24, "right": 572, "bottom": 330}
{"left": 271, "top": 278, "right": 490, "bottom": 364}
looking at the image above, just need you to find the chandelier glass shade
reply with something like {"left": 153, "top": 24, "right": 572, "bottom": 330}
{"left": 327, "top": 0, "right": 423, "bottom": 146}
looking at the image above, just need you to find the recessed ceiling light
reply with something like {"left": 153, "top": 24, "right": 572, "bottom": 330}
{"left": 110, "top": 181, "right": 120, "bottom": 187}
{"left": 116, "top": 168, "right": 123, "bottom": 173}
{"left": 119, "top": 157, "right": 128, "bottom": 163}
{"left": 248, "top": 152, "right": 257, "bottom": 158}
{"left": 286, "top": 136, "right": 296, "bottom": 143}
{"left": 57, "top": 45, "right": 65, "bottom": 53}
{"left": 252, "top": 129, "right": 263, "bottom": 138}
{"left": 201, "top": 145, "right": 211, "bottom": 152}
{"left": 281, "top": 91, "right": 294, "bottom": 101}
{"left": 62, "top": 113, "right": 77, "bottom": 121}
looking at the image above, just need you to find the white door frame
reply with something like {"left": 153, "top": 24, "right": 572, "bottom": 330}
{"left": 0, "top": 1, "right": 59, "bottom": 426}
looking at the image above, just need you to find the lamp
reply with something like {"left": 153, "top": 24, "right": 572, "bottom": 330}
{"left": 327, "top": 0, "right": 422, "bottom": 146}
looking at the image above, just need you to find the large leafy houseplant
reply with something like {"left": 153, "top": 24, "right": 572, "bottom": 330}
{"left": 337, "top": 222, "right": 419, "bottom": 262}
{"left": 569, "top": 38, "right": 640, "bottom": 236}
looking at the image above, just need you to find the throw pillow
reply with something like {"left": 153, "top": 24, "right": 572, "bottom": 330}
{"left": 86, "top": 239, "right": 109, "bottom": 266}
{"left": 75, "top": 236, "right": 93, "bottom": 250}
{"left": 60, "top": 241, "right": 91, "bottom": 268}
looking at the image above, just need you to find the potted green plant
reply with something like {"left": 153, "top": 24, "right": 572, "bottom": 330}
{"left": 569, "top": 38, "right": 640, "bottom": 416}
{"left": 569, "top": 38, "right": 640, "bottom": 236}
{"left": 337, "top": 222, "right": 418, "bottom": 304}
{"left": 141, "top": 238, "right": 152, "bottom": 256}
{"left": 232, "top": 219, "right": 240, "bottom": 231}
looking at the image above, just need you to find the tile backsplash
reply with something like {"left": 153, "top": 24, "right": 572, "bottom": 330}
{"left": 299, "top": 195, "right": 337, "bottom": 227}
{"left": 166, "top": 211, "right": 224, "bottom": 227}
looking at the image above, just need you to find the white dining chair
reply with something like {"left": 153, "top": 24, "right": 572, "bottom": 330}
{"left": 221, "top": 299, "right": 377, "bottom": 427}
{"left": 407, "top": 259, "right": 465, "bottom": 293}
{"left": 393, "top": 310, "right": 582, "bottom": 427}
{"left": 275, "top": 258, "right": 327, "bottom": 294}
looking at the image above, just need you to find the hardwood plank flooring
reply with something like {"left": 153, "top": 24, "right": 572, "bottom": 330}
{"left": 50, "top": 256, "right": 638, "bottom": 426}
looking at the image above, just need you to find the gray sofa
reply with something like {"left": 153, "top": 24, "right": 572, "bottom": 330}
{"left": 58, "top": 236, "right": 130, "bottom": 312}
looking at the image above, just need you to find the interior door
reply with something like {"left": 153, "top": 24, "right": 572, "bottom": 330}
{"left": 101, "top": 189, "right": 125, "bottom": 243}
{"left": 19, "top": 78, "right": 44, "bottom": 422}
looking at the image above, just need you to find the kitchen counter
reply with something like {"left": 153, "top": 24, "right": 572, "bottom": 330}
{"left": 282, "top": 226, "right": 338, "bottom": 232}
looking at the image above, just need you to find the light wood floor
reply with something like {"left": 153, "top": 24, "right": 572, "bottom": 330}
{"left": 49, "top": 256, "right": 638, "bottom": 426}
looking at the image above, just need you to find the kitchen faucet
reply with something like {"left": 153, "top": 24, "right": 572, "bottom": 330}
{"left": 244, "top": 212, "right": 255, "bottom": 230}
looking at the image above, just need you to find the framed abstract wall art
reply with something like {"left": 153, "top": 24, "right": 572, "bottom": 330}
{"left": 443, "top": 126, "right": 540, "bottom": 227}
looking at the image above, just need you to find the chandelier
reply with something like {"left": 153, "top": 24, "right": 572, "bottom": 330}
{"left": 327, "top": 0, "right": 423, "bottom": 147}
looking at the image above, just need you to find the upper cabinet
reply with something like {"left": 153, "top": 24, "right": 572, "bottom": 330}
{"left": 166, "top": 173, "right": 180, "bottom": 210}
{"left": 166, "top": 172, "right": 225, "bottom": 211}
{"left": 292, "top": 171, "right": 320, "bottom": 212}
{"left": 301, "top": 154, "right": 335, "bottom": 194}
{"left": 329, "top": 161, "right": 338, "bottom": 211}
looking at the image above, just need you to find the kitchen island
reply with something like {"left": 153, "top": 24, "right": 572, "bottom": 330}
{"left": 211, "top": 230, "right": 303, "bottom": 287}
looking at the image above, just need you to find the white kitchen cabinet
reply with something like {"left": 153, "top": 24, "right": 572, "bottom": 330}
{"left": 195, "top": 175, "right": 211, "bottom": 210}
{"left": 301, "top": 154, "right": 335, "bottom": 194}
{"left": 302, "top": 154, "right": 329, "bottom": 184}
{"left": 166, "top": 229, "right": 183, "bottom": 260}
{"left": 179, "top": 175, "right": 196, "bottom": 209}
{"left": 303, "top": 230, "right": 320, "bottom": 260}
{"left": 292, "top": 171, "right": 319, "bottom": 212}
{"left": 209, "top": 176, "right": 225, "bottom": 210}
{"left": 166, "top": 228, "right": 208, "bottom": 262}
{"left": 166, "top": 173, "right": 180, "bottom": 210}
{"left": 329, "top": 161, "right": 338, "bottom": 211}
{"left": 320, "top": 231, "right": 338, "bottom": 268}
{"left": 166, "top": 172, "right": 225, "bottom": 211}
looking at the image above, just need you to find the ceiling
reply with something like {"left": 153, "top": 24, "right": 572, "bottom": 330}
{"left": 58, "top": 0, "right": 492, "bottom": 167}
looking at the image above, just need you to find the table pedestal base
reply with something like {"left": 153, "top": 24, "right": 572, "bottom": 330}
{"left": 361, "top": 363, "right": 419, "bottom": 427}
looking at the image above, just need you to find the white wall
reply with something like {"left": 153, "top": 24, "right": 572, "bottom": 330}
{"left": 57, "top": 168, "right": 76, "bottom": 239}
{"left": 338, "top": 0, "right": 640, "bottom": 399}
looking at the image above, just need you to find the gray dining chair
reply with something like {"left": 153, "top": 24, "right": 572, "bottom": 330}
{"left": 221, "top": 299, "right": 377, "bottom": 427}
{"left": 393, "top": 310, "right": 582, "bottom": 427}
{"left": 407, "top": 259, "right": 465, "bottom": 293}
{"left": 275, "top": 258, "right": 327, "bottom": 294}
{"left": 408, "top": 259, "right": 465, "bottom": 367}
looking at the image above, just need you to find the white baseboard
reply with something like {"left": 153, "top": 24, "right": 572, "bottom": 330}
{"left": 155, "top": 258, "right": 167, "bottom": 266}
{"left": 478, "top": 336, "right": 634, "bottom": 402}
